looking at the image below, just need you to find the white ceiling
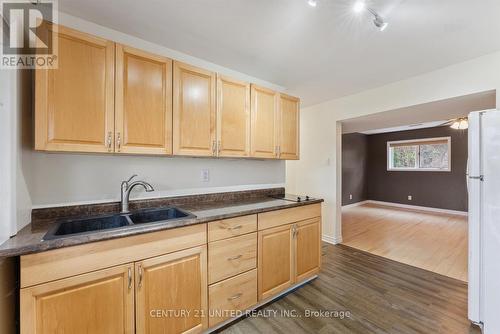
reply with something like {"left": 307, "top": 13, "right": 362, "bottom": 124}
{"left": 58, "top": 0, "right": 500, "bottom": 106}
{"left": 341, "top": 90, "right": 496, "bottom": 133}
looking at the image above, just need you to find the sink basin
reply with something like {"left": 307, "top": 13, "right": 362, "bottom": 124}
{"left": 43, "top": 207, "right": 196, "bottom": 240}
{"left": 44, "top": 214, "right": 132, "bottom": 240}
{"left": 128, "top": 207, "right": 194, "bottom": 224}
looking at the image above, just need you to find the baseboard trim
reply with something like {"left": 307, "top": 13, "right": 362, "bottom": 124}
{"left": 366, "top": 200, "right": 468, "bottom": 216}
{"left": 342, "top": 200, "right": 369, "bottom": 209}
{"left": 322, "top": 235, "right": 342, "bottom": 245}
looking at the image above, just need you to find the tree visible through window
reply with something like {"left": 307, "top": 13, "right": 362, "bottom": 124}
{"left": 388, "top": 137, "right": 451, "bottom": 171}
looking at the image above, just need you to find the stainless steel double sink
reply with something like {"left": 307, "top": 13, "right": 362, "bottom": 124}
{"left": 43, "top": 207, "right": 196, "bottom": 240}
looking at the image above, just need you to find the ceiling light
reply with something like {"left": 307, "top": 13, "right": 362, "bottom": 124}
{"left": 459, "top": 119, "right": 469, "bottom": 129}
{"left": 353, "top": 1, "right": 366, "bottom": 13}
{"left": 308, "top": 0, "right": 318, "bottom": 7}
{"left": 450, "top": 118, "right": 469, "bottom": 130}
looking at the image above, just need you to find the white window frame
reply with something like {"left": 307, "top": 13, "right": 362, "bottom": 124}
{"left": 387, "top": 136, "right": 452, "bottom": 172}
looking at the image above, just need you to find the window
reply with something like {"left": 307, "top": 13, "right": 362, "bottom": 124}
{"left": 387, "top": 137, "right": 451, "bottom": 171}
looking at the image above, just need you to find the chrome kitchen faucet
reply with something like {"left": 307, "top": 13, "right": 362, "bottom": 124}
{"left": 120, "top": 175, "right": 154, "bottom": 213}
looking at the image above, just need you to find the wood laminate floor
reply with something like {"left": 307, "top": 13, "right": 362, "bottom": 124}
{"left": 219, "top": 244, "right": 478, "bottom": 334}
{"left": 342, "top": 203, "right": 468, "bottom": 282}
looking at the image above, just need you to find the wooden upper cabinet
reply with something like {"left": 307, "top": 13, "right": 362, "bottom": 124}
{"left": 20, "top": 264, "right": 134, "bottom": 334}
{"left": 135, "top": 246, "right": 208, "bottom": 334}
{"left": 35, "top": 24, "right": 115, "bottom": 153}
{"left": 278, "top": 94, "right": 300, "bottom": 160}
{"left": 294, "top": 218, "right": 321, "bottom": 282}
{"left": 216, "top": 75, "right": 250, "bottom": 157}
{"left": 115, "top": 44, "right": 173, "bottom": 155}
{"left": 250, "top": 85, "right": 279, "bottom": 159}
{"left": 173, "top": 61, "right": 216, "bottom": 156}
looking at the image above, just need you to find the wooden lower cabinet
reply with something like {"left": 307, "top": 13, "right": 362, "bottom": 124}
{"left": 258, "top": 218, "right": 322, "bottom": 301}
{"left": 18, "top": 207, "right": 321, "bottom": 333}
{"left": 258, "top": 224, "right": 294, "bottom": 300}
{"left": 295, "top": 218, "right": 321, "bottom": 282}
{"left": 20, "top": 264, "right": 135, "bottom": 334}
{"left": 135, "top": 246, "right": 208, "bottom": 334}
{"left": 20, "top": 246, "right": 208, "bottom": 334}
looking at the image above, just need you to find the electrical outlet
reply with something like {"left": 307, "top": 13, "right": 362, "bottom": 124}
{"left": 408, "top": 195, "right": 412, "bottom": 201}
{"left": 349, "top": 194, "right": 353, "bottom": 200}
{"left": 201, "top": 169, "right": 210, "bottom": 182}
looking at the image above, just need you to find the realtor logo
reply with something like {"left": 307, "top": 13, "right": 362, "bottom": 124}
{"left": 1, "top": 0, "right": 58, "bottom": 69}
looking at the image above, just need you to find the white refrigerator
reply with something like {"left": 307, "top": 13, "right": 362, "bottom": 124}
{"left": 468, "top": 109, "right": 500, "bottom": 334}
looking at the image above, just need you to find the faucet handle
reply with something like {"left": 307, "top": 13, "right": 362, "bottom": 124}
{"left": 121, "top": 174, "right": 138, "bottom": 189}
{"left": 125, "top": 174, "right": 138, "bottom": 184}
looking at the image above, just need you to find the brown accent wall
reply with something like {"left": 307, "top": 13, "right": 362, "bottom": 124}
{"left": 342, "top": 133, "right": 368, "bottom": 205}
{"left": 366, "top": 126, "right": 468, "bottom": 211}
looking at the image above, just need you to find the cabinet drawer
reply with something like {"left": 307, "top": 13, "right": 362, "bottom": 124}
{"left": 208, "top": 215, "right": 257, "bottom": 242}
{"left": 208, "top": 233, "right": 257, "bottom": 284}
{"left": 258, "top": 203, "right": 321, "bottom": 230}
{"left": 209, "top": 269, "right": 257, "bottom": 327}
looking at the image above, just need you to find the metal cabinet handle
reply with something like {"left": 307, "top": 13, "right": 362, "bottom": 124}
{"left": 275, "top": 146, "right": 279, "bottom": 157}
{"left": 116, "top": 132, "right": 121, "bottom": 152}
{"left": 106, "top": 132, "right": 112, "bottom": 152}
{"left": 138, "top": 265, "right": 143, "bottom": 288}
{"left": 217, "top": 140, "right": 221, "bottom": 154}
{"left": 211, "top": 140, "right": 217, "bottom": 156}
{"left": 128, "top": 267, "right": 132, "bottom": 290}
{"left": 227, "top": 293, "right": 243, "bottom": 301}
{"left": 227, "top": 254, "right": 243, "bottom": 261}
{"left": 227, "top": 225, "right": 242, "bottom": 231}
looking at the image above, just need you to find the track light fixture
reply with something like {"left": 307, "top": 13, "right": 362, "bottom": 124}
{"left": 371, "top": 11, "right": 388, "bottom": 31}
{"left": 353, "top": 1, "right": 389, "bottom": 31}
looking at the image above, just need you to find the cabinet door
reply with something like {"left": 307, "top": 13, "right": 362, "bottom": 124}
{"left": 35, "top": 24, "right": 115, "bottom": 153}
{"left": 216, "top": 75, "right": 250, "bottom": 157}
{"left": 250, "top": 85, "right": 278, "bottom": 159}
{"left": 115, "top": 44, "right": 172, "bottom": 154}
{"left": 20, "top": 264, "right": 134, "bottom": 334}
{"left": 258, "top": 224, "right": 293, "bottom": 300}
{"left": 294, "top": 218, "right": 321, "bottom": 282}
{"left": 278, "top": 94, "right": 300, "bottom": 160}
{"left": 173, "top": 62, "right": 216, "bottom": 156}
{"left": 135, "top": 246, "right": 208, "bottom": 334}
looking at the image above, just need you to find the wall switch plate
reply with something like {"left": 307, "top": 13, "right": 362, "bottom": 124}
{"left": 201, "top": 169, "right": 210, "bottom": 182}
{"left": 408, "top": 195, "right": 412, "bottom": 201}
{"left": 349, "top": 194, "right": 353, "bottom": 200}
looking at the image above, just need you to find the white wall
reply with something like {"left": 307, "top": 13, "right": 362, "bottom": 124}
{"left": 287, "top": 50, "right": 500, "bottom": 243}
{"left": 0, "top": 70, "right": 16, "bottom": 242}
{"left": 8, "top": 13, "right": 287, "bottom": 227}
{"left": 27, "top": 154, "right": 285, "bottom": 207}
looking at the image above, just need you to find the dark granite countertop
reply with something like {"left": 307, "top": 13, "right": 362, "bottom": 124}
{"left": 0, "top": 190, "right": 323, "bottom": 258}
